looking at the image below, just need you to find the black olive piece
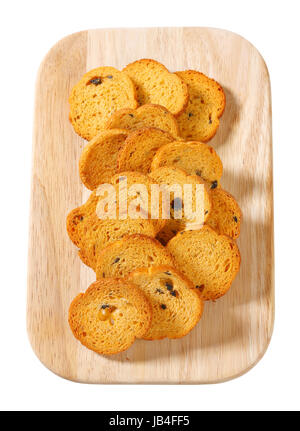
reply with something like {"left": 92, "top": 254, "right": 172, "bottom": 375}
{"left": 164, "top": 271, "right": 172, "bottom": 275}
{"left": 129, "top": 114, "right": 134, "bottom": 118}
{"left": 113, "top": 257, "right": 120, "bottom": 264}
{"left": 211, "top": 180, "right": 218, "bottom": 189}
{"left": 89, "top": 77, "right": 102, "bottom": 85}
{"left": 171, "top": 197, "right": 182, "bottom": 211}
{"left": 188, "top": 112, "right": 193, "bottom": 118}
{"left": 233, "top": 216, "right": 238, "bottom": 222}
{"left": 161, "top": 304, "right": 167, "bottom": 310}
{"left": 195, "top": 170, "right": 202, "bottom": 177}
{"left": 195, "top": 284, "right": 205, "bottom": 292}
{"left": 170, "top": 290, "right": 177, "bottom": 297}
{"left": 101, "top": 304, "right": 110, "bottom": 309}
{"left": 165, "top": 282, "right": 173, "bottom": 291}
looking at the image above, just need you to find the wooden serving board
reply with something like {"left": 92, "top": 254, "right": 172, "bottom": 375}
{"left": 27, "top": 28, "right": 274, "bottom": 384}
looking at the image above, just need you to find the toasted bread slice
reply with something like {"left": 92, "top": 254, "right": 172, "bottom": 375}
{"left": 66, "top": 191, "right": 99, "bottom": 248}
{"left": 79, "top": 129, "right": 129, "bottom": 190}
{"left": 69, "top": 67, "right": 138, "bottom": 140}
{"left": 127, "top": 265, "right": 204, "bottom": 340}
{"left": 151, "top": 140, "right": 223, "bottom": 188}
{"left": 68, "top": 279, "right": 152, "bottom": 355}
{"left": 78, "top": 215, "right": 157, "bottom": 270}
{"left": 95, "top": 234, "right": 174, "bottom": 279}
{"left": 149, "top": 166, "right": 211, "bottom": 234}
{"left": 175, "top": 70, "right": 225, "bottom": 141}
{"left": 167, "top": 226, "right": 241, "bottom": 300}
{"left": 155, "top": 219, "right": 183, "bottom": 246}
{"left": 118, "top": 127, "right": 175, "bottom": 174}
{"left": 123, "top": 59, "right": 189, "bottom": 116}
{"left": 206, "top": 188, "right": 242, "bottom": 239}
{"left": 107, "top": 171, "right": 166, "bottom": 233}
{"left": 105, "top": 104, "right": 180, "bottom": 138}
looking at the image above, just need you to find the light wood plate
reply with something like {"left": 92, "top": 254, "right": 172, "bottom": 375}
{"left": 27, "top": 27, "right": 274, "bottom": 384}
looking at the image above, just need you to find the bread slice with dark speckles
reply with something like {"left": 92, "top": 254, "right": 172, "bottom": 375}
{"left": 151, "top": 140, "right": 223, "bottom": 188}
{"left": 127, "top": 265, "right": 204, "bottom": 340}
{"left": 175, "top": 70, "right": 225, "bottom": 141}
{"left": 95, "top": 234, "right": 174, "bottom": 279}
{"left": 167, "top": 226, "right": 240, "bottom": 300}
{"left": 68, "top": 278, "right": 152, "bottom": 355}
{"left": 69, "top": 67, "right": 138, "bottom": 140}
{"left": 105, "top": 104, "right": 180, "bottom": 138}
{"left": 206, "top": 188, "right": 242, "bottom": 239}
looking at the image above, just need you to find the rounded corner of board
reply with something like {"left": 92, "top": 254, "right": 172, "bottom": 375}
{"left": 34, "top": 30, "right": 88, "bottom": 81}
{"left": 204, "top": 27, "right": 271, "bottom": 80}
{"left": 26, "top": 328, "right": 80, "bottom": 384}
{"left": 234, "top": 30, "right": 271, "bottom": 78}
{"left": 220, "top": 327, "right": 274, "bottom": 384}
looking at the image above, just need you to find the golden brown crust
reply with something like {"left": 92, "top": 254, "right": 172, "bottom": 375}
{"left": 95, "top": 234, "right": 175, "bottom": 279}
{"left": 123, "top": 59, "right": 189, "bottom": 116}
{"left": 105, "top": 104, "right": 180, "bottom": 138}
{"left": 69, "top": 67, "right": 138, "bottom": 141}
{"left": 66, "top": 191, "right": 98, "bottom": 247}
{"left": 78, "top": 216, "right": 157, "bottom": 270}
{"left": 118, "top": 127, "right": 175, "bottom": 174}
{"left": 167, "top": 226, "right": 241, "bottom": 301}
{"left": 127, "top": 265, "right": 204, "bottom": 340}
{"left": 206, "top": 188, "right": 242, "bottom": 239}
{"left": 155, "top": 219, "right": 183, "bottom": 246}
{"left": 79, "top": 129, "right": 129, "bottom": 190}
{"left": 68, "top": 278, "right": 152, "bottom": 355}
{"left": 149, "top": 166, "right": 212, "bottom": 234}
{"left": 151, "top": 140, "right": 223, "bottom": 187}
{"left": 175, "top": 70, "right": 226, "bottom": 141}
{"left": 66, "top": 60, "right": 242, "bottom": 351}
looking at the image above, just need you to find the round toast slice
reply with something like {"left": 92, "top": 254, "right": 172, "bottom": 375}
{"left": 78, "top": 215, "right": 157, "bottom": 270}
{"left": 118, "top": 127, "right": 175, "bottom": 174}
{"left": 79, "top": 129, "right": 129, "bottom": 190}
{"left": 149, "top": 166, "right": 211, "bottom": 234}
{"left": 127, "top": 265, "right": 204, "bottom": 340}
{"left": 95, "top": 234, "right": 174, "bottom": 279}
{"left": 167, "top": 226, "right": 241, "bottom": 301}
{"left": 175, "top": 70, "right": 225, "bottom": 141}
{"left": 68, "top": 279, "right": 152, "bottom": 355}
{"left": 123, "top": 59, "right": 189, "bottom": 116}
{"left": 105, "top": 104, "right": 180, "bottom": 138}
{"left": 69, "top": 67, "right": 138, "bottom": 140}
{"left": 151, "top": 140, "right": 223, "bottom": 188}
{"left": 206, "top": 188, "right": 242, "bottom": 239}
{"left": 66, "top": 191, "right": 99, "bottom": 248}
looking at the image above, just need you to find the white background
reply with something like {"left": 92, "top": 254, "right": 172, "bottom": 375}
{"left": 0, "top": 0, "right": 299, "bottom": 411}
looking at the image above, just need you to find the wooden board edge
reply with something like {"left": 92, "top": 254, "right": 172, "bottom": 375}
{"left": 26, "top": 27, "right": 275, "bottom": 384}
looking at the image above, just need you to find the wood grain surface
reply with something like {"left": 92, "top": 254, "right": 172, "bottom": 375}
{"left": 27, "top": 27, "right": 274, "bottom": 384}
